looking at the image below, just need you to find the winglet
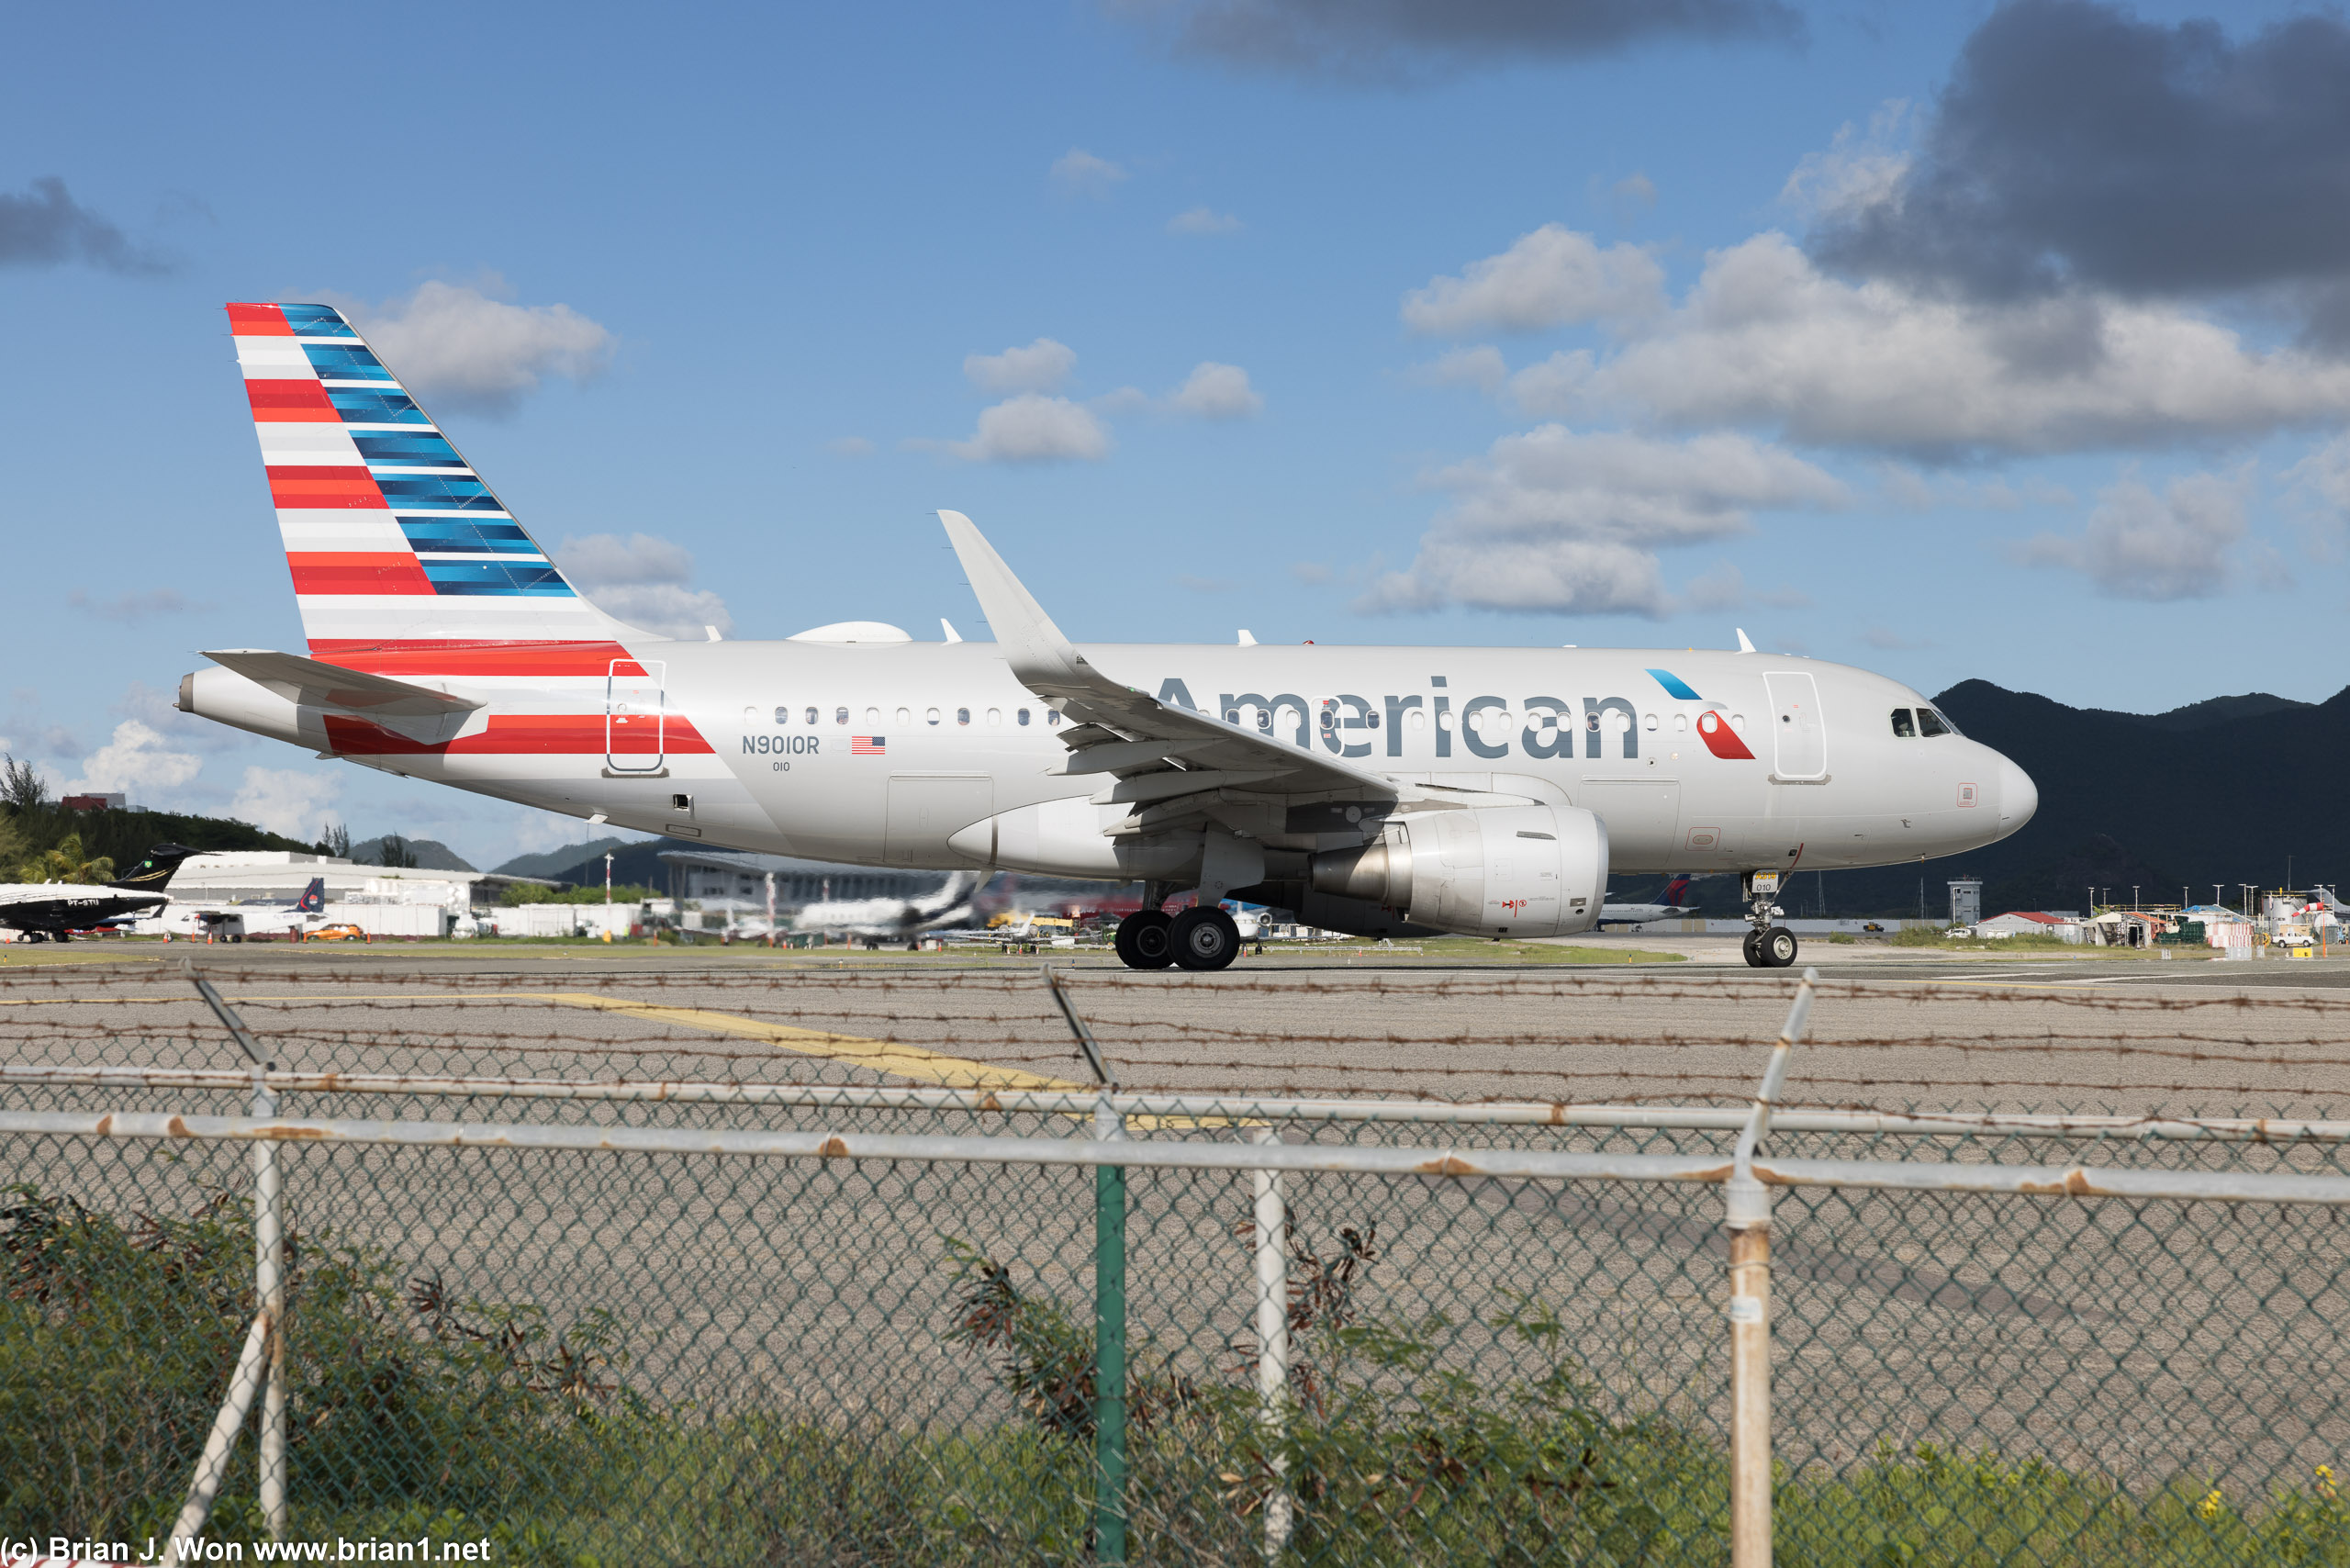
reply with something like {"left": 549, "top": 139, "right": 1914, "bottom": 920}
{"left": 1734, "top": 628, "right": 1756, "bottom": 654}
{"left": 938, "top": 510, "right": 1090, "bottom": 691}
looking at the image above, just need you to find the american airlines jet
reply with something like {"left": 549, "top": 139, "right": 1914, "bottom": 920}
{"left": 180, "top": 303, "right": 2038, "bottom": 971}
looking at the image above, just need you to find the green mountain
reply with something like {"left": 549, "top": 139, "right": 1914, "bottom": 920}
{"left": 348, "top": 835, "right": 476, "bottom": 872}
{"left": 492, "top": 835, "right": 647, "bottom": 879}
{"left": 542, "top": 837, "right": 709, "bottom": 891}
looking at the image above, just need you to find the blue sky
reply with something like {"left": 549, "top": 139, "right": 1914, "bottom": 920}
{"left": 6, "top": 0, "right": 2345, "bottom": 868}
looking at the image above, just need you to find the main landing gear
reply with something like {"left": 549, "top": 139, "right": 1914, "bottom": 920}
{"left": 1113, "top": 897, "right": 1242, "bottom": 972}
{"left": 1114, "top": 910, "right": 1174, "bottom": 969}
{"left": 1742, "top": 871, "right": 1799, "bottom": 969}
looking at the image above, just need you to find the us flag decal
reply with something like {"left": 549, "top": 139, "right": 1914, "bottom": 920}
{"left": 851, "top": 735, "right": 887, "bottom": 756}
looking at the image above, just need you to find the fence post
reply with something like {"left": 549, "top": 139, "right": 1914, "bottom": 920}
{"left": 1094, "top": 1096, "right": 1128, "bottom": 1562}
{"left": 1249, "top": 1124, "right": 1292, "bottom": 1559}
{"left": 174, "top": 969, "right": 291, "bottom": 1551}
{"left": 253, "top": 1070, "right": 288, "bottom": 1541}
{"left": 1725, "top": 967, "right": 1816, "bottom": 1568}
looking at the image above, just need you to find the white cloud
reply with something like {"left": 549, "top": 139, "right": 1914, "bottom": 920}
{"left": 1051, "top": 149, "right": 1128, "bottom": 196}
{"left": 1169, "top": 206, "right": 1242, "bottom": 235}
{"left": 1168, "top": 362, "right": 1263, "bottom": 420}
{"left": 1402, "top": 224, "right": 1664, "bottom": 336}
{"left": 2284, "top": 434, "right": 2350, "bottom": 559}
{"left": 1608, "top": 172, "right": 1659, "bottom": 216}
{"left": 946, "top": 395, "right": 1112, "bottom": 463}
{"left": 1779, "top": 101, "right": 1912, "bottom": 220}
{"left": 554, "top": 532, "right": 735, "bottom": 639}
{"left": 65, "top": 720, "right": 201, "bottom": 800}
{"left": 328, "top": 276, "right": 612, "bottom": 417}
{"left": 965, "top": 338, "right": 1079, "bottom": 394}
{"left": 1683, "top": 561, "right": 1747, "bottom": 612}
{"left": 826, "top": 436, "right": 874, "bottom": 457}
{"left": 230, "top": 767, "right": 342, "bottom": 841}
{"left": 2020, "top": 469, "right": 2251, "bottom": 600}
{"left": 1862, "top": 625, "right": 1931, "bottom": 650}
{"left": 1412, "top": 345, "right": 1509, "bottom": 396}
{"left": 1488, "top": 232, "right": 2350, "bottom": 455}
{"left": 1357, "top": 427, "right": 1846, "bottom": 618}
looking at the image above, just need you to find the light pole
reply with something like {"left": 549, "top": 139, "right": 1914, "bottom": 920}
{"left": 603, "top": 852, "right": 613, "bottom": 944}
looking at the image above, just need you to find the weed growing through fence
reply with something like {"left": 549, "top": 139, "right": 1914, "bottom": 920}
{"left": 8, "top": 1185, "right": 2350, "bottom": 1563}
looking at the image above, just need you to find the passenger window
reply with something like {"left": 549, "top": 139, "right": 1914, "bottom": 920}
{"left": 1047, "top": 711, "right": 1060, "bottom": 726}
{"left": 1918, "top": 708, "right": 1951, "bottom": 738}
{"left": 773, "top": 706, "right": 789, "bottom": 726}
{"left": 897, "top": 707, "right": 912, "bottom": 726}
{"left": 925, "top": 707, "right": 941, "bottom": 725}
{"left": 1018, "top": 709, "right": 1030, "bottom": 726}
{"left": 866, "top": 707, "right": 880, "bottom": 726}
{"left": 957, "top": 708, "right": 970, "bottom": 726}
{"left": 806, "top": 706, "right": 819, "bottom": 726}
{"left": 834, "top": 707, "right": 848, "bottom": 725}
{"left": 1891, "top": 708, "right": 1916, "bottom": 738}
{"left": 1408, "top": 710, "right": 1426, "bottom": 731}
{"left": 987, "top": 708, "right": 1002, "bottom": 726}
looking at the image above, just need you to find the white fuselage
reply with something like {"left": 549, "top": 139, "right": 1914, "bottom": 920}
{"left": 186, "top": 640, "right": 2036, "bottom": 882}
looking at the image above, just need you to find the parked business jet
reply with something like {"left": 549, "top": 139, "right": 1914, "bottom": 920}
{"left": 179, "top": 303, "right": 2038, "bottom": 971}
{"left": 0, "top": 846, "right": 200, "bottom": 942}
{"left": 786, "top": 869, "right": 986, "bottom": 946}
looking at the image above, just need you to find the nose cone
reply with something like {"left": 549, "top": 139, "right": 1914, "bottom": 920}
{"left": 1996, "top": 755, "right": 2038, "bottom": 834}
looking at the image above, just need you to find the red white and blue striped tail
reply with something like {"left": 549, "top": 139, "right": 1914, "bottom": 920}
{"left": 225, "top": 301, "right": 632, "bottom": 655}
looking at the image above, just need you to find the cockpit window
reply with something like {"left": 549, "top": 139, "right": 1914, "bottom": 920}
{"left": 1890, "top": 708, "right": 1916, "bottom": 738}
{"left": 1918, "top": 707, "right": 1953, "bottom": 737}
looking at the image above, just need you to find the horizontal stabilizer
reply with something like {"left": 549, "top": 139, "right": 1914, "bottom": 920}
{"left": 202, "top": 649, "right": 485, "bottom": 718}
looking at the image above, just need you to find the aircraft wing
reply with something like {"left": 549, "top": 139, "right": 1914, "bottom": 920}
{"left": 202, "top": 650, "right": 486, "bottom": 719}
{"left": 940, "top": 510, "right": 1399, "bottom": 809}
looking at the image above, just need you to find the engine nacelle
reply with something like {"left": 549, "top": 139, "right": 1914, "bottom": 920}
{"left": 1309, "top": 804, "right": 1606, "bottom": 938}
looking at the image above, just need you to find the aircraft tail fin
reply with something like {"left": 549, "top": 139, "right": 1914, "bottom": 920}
{"left": 297, "top": 877, "right": 326, "bottom": 913}
{"left": 224, "top": 302, "right": 630, "bottom": 655}
{"left": 1662, "top": 874, "right": 1694, "bottom": 909}
{"left": 108, "top": 845, "right": 200, "bottom": 893}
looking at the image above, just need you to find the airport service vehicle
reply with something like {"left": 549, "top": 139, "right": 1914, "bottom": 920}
{"left": 310, "top": 923, "right": 367, "bottom": 942}
{"left": 180, "top": 302, "right": 2039, "bottom": 972}
{"left": 0, "top": 845, "right": 199, "bottom": 942}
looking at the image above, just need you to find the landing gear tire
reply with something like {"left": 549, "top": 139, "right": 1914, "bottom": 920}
{"left": 1114, "top": 910, "right": 1176, "bottom": 970}
{"left": 1762, "top": 926, "right": 1799, "bottom": 968}
{"left": 1170, "top": 908, "right": 1242, "bottom": 971}
{"left": 1741, "top": 929, "right": 1765, "bottom": 968}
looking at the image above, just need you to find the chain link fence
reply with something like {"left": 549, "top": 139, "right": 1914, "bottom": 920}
{"left": 6, "top": 960, "right": 2350, "bottom": 1564}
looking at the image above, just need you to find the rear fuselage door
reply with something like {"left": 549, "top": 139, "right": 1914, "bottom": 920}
{"left": 1763, "top": 671, "right": 1827, "bottom": 779}
{"left": 606, "top": 658, "right": 666, "bottom": 773}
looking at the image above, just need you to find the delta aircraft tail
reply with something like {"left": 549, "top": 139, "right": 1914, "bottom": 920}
{"left": 225, "top": 302, "right": 631, "bottom": 655}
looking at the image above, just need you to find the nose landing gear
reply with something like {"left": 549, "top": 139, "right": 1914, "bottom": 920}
{"left": 1742, "top": 871, "right": 1798, "bottom": 969}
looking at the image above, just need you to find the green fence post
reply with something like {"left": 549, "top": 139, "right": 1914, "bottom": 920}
{"left": 1094, "top": 1098, "right": 1129, "bottom": 1562}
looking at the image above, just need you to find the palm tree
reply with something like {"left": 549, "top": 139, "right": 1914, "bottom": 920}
{"left": 18, "top": 833, "right": 114, "bottom": 885}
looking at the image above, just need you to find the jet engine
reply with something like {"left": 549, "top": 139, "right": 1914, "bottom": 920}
{"left": 1307, "top": 804, "right": 1606, "bottom": 938}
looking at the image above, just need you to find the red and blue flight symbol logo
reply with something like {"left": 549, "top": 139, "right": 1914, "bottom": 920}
{"left": 1646, "top": 669, "right": 1754, "bottom": 761}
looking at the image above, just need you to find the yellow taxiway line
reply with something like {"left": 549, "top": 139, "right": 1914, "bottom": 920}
{"left": 0, "top": 986, "right": 1090, "bottom": 1093}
